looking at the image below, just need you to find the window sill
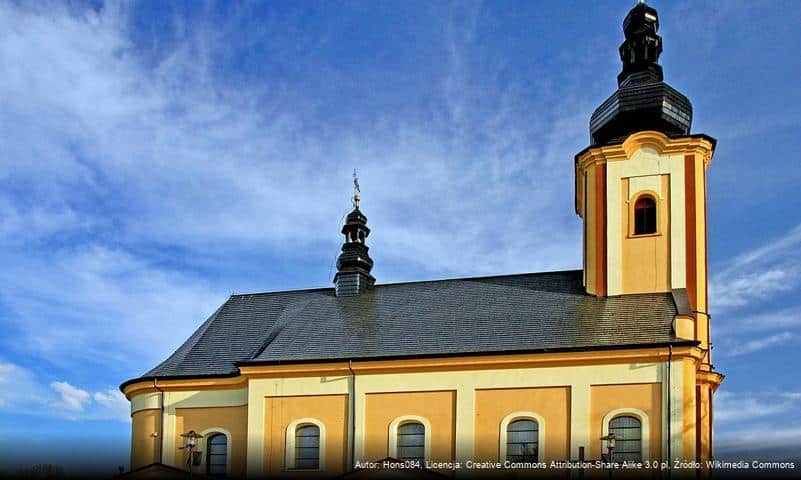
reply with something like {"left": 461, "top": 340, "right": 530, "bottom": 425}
{"left": 627, "top": 232, "right": 662, "bottom": 239}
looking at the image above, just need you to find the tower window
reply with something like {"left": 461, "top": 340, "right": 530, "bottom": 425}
{"left": 633, "top": 195, "right": 657, "bottom": 235}
{"left": 205, "top": 433, "right": 227, "bottom": 476}
{"left": 609, "top": 415, "right": 642, "bottom": 461}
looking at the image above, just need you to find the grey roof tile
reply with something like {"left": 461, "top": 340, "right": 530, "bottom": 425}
{"left": 126, "top": 270, "right": 687, "bottom": 386}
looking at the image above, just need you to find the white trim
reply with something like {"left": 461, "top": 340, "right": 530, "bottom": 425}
{"left": 454, "top": 386, "right": 475, "bottom": 461}
{"left": 498, "top": 412, "right": 545, "bottom": 462}
{"left": 570, "top": 382, "right": 591, "bottom": 460}
{"left": 285, "top": 418, "right": 326, "bottom": 471}
{"left": 602, "top": 408, "right": 650, "bottom": 461}
{"left": 388, "top": 415, "right": 432, "bottom": 463}
{"left": 199, "top": 427, "right": 232, "bottom": 476}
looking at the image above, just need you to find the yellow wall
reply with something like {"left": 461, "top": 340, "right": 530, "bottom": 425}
{"left": 584, "top": 165, "right": 597, "bottom": 295}
{"left": 264, "top": 394, "right": 348, "bottom": 475}
{"left": 581, "top": 163, "right": 607, "bottom": 296}
{"left": 474, "top": 387, "right": 570, "bottom": 462}
{"left": 682, "top": 359, "right": 697, "bottom": 460}
{"left": 621, "top": 175, "right": 671, "bottom": 293}
{"left": 364, "top": 390, "right": 455, "bottom": 462}
{"left": 126, "top": 346, "right": 720, "bottom": 474}
{"left": 131, "top": 408, "right": 160, "bottom": 469}
{"left": 589, "top": 383, "right": 662, "bottom": 460}
{"left": 174, "top": 405, "right": 248, "bottom": 477}
{"left": 575, "top": 131, "right": 715, "bottom": 299}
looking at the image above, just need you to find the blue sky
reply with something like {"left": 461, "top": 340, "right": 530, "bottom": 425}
{"left": 1, "top": 0, "right": 800, "bottom": 473}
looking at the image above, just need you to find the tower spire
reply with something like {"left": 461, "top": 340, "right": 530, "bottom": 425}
{"left": 352, "top": 168, "right": 361, "bottom": 208}
{"left": 334, "top": 173, "right": 375, "bottom": 297}
{"left": 588, "top": 2, "right": 692, "bottom": 146}
{"left": 617, "top": 0, "right": 663, "bottom": 86}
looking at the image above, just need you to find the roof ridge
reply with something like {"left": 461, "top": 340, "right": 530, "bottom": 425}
{"left": 230, "top": 269, "right": 583, "bottom": 297}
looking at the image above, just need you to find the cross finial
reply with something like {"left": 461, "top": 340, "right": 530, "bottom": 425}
{"left": 352, "top": 169, "right": 361, "bottom": 208}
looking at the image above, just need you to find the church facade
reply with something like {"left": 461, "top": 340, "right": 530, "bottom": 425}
{"left": 121, "top": 3, "right": 723, "bottom": 477}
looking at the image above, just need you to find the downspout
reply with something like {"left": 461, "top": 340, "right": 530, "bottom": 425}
{"left": 348, "top": 360, "right": 356, "bottom": 472}
{"left": 154, "top": 378, "right": 165, "bottom": 465}
{"left": 667, "top": 345, "right": 672, "bottom": 479}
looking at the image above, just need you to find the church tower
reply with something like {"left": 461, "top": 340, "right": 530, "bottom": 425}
{"left": 576, "top": 2, "right": 722, "bottom": 462}
{"left": 577, "top": 1, "right": 715, "bottom": 306}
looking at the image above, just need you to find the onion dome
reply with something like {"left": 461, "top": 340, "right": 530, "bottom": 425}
{"left": 589, "top": 2, "right": 692, "bottom": 146}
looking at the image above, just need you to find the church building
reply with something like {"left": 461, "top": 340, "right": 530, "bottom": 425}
{"left": 121, "top": 3, "right": 723, "bottom": 477}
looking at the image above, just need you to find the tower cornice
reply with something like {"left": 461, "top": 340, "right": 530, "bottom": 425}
{"left": 575, "top": 131, "right": 715, "bottom": 216}
{"left": 576, "top": 131, "right": 716, "bottom": 169}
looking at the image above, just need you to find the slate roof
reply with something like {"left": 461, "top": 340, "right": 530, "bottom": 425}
{"left": 122, "top": 270, "right": 692, "bottom": 388}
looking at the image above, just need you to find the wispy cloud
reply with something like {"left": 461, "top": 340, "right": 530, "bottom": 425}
{"left": 0, "top": 0, "right": 595, "bottom": 378}
{"left": 711, "top": 223, "right": 801, "bottom": 311}
{"left": 716, "top": 391, "right": 801, "bottom": 424}
{"left": 721, "top": 332, "right": 796, "bottom": 357}
{"left": 0, "top": 360, "right": 128, "bottom": 422}
{"left": 50, "top": 381, "right": 91, "bottom": 412}
{"left": 715, "top": 390, "right": 801, "bottom": 458}
{"left": 0, "top": 245, "right": 222, "bottom": 372}
{"left": 710, "top": 224, "right": 801, "bottom": 358}
{"left": 722, "top": 307, "right": 801, "bottom": 333}
{"left": 0, "top": 0, "right": 587, "bottom": 272}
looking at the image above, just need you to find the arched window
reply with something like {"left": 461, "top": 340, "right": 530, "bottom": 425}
{"left": 205, "top": 433, "right": 227, "bottom": 476}
{"left": 506, "top": 419, "right": 539, "bottom": 462}
{"left": 397, "top": 422, "right": 426, "bottom": 463}
{"left": 609, "top": 415, "right": 642, "bottom": 461}
{"left": 633, "top": 195, "right": 657, "bottom": 235}
{"left": 294, "top": 424, "right": 321, "bottom": 469}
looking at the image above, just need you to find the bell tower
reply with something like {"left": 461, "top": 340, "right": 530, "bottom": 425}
{"left": 576, "top": 1, "right": 715, "bottom": 306}
{"left": 575, "top": 2, "right": 722, "bottom": 463}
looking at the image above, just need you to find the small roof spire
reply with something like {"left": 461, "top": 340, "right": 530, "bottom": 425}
{"left": 334, "top": 172, "right": 375, "bottom": 296}
{"left": 352, "top": 168, "right": 361, "bottom": 208}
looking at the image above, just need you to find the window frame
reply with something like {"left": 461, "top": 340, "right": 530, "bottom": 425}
{"left": 388, "top": 415, "right": 432, "bottom": 464}
{"left": 199, "top": 428, "right": 232, "bottom": 477}
{"left": 629, "top": 191, "right": 660, "bottom": 237}
{"left": 285, "top": 418, "right": 326, "bottom": 471}
{"left": 601, "top": 408, "right": 650, "bottom": 462}
{"left": 498, "top": 412, "right": 545, "bottom": 463}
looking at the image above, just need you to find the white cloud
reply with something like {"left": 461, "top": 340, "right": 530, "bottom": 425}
{"left": 711, "top": 223, "right": 801, "bottom": 311}
{"left": 715, "top": 390, "right": 801, "bottom": 457}
{"left": 711, "top": 269, "right": 794, "bottom": 310}
{"left": 716, "top": 391, "right": 801, "bottom": 424}
{"left": 0, "top": 360, "right": 130, "bottom": 422}
{"left": 0, "top": 360, "right": 51, "bottom": 412}
{"left": 50, "top": 381, "right": 91, "bottom": 412}
{"left": 93, "top": 389, "right": 131, "bottom": 422}
{"left": 716, "top": 425, "right": 801, "bottom": 456}
{"left": 0, "top": 1, "right": 595, "bottom": 377}
{"left": 721, "top": 332, "right": 796, "bottom": 357}
{"left": 0, "top": 245, "right": 222, "bottom": 373}
{"left": 0, "top": 0, "right": 586, "bottom": 274}
{"left": 721, "top": 307, "right": 801, "bottom": 334}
